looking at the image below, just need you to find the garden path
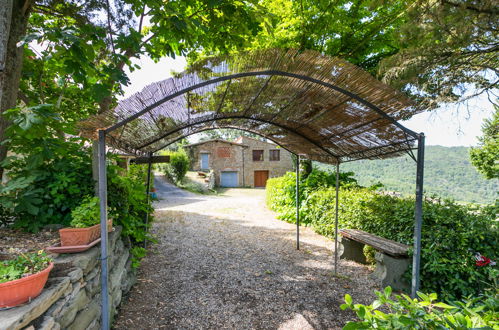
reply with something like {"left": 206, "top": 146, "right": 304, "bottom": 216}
{"left": 113, "top": 176, "right": 379, "bottom": 329}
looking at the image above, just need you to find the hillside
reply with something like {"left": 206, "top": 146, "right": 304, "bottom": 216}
{"left": 316, "top": 146, "right": 498, "bottom": 204}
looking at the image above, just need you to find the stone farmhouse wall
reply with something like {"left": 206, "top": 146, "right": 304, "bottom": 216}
{"left": 186, "top": 137, "right": 293, "bottom": 187}
{"left": 188, "top": 140, "right": 246, "bottom": 187}
{"left": 237, "top": 136, "right": 293, "bottom": 187}
{"left": 0, "top": 226, "right": 135, "bottom": 330}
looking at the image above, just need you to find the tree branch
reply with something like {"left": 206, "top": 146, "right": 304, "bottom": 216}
{"left": 441, "top": 0, "right": 499, "bottom": 15}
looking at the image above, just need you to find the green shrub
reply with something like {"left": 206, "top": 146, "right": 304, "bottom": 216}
{"left": 0, "top": 251, "right": 52, "bottom": 283}
{"left": 340, "top": 286, "right": 499, "bottom": 329}
{"left": 107, "top": 163, "right": 155, "bottom": 257}
{"left": 160, "top": 148, "right": 189, "bottom": 183}
{"left": 70, "top": 196, "right": 100, "bottom": 228}
{"left": 266, "top": 171, "right": 498, "bottom": 300}
{"left": 0, "top": 105, "right": 94, "bottom": 231}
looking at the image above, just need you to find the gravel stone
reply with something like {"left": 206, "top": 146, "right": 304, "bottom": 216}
{"left": 113, "top": 177, "right": 379, "bottom": 329}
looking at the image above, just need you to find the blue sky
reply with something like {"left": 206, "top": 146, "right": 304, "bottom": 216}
{"left": 122, "top": 56, "right": 495, "bottom": 147}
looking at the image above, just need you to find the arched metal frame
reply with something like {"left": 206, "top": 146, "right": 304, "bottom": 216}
{"left": 96, "top": 68, "right": 425, "bottom": 330}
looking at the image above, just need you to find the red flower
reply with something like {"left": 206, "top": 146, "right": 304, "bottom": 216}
{"left": 475, "top": 255, "right": 491, "bottom": 267}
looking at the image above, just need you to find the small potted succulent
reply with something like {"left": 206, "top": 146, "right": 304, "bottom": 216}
{"left": 59, "top": 196, "right": 112, "bottom": 247}
{"left": 0, "top": 251, "right": 53, "bottom": 308}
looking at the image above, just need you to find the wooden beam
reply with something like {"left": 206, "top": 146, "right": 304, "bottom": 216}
{"left": 130, "top": 155, "right": 170, "bottom": 164}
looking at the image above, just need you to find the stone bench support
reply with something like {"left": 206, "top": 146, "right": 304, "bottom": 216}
{"left": 339, "top": 230, "right": 410, "bottom": 292}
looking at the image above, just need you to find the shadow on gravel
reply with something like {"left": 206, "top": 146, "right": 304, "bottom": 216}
{"left": 113, "top": 208, "right": 379, "bottom": 330}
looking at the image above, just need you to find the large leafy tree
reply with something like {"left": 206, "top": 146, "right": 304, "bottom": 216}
{"left": 243, "top": 0, "right": 498, "bottom": 110}
{"left": 0, "top": 0, "right": 265, "bottom": 177}
{"left": 470, "top": 106, "right": 499, "bottom": 179}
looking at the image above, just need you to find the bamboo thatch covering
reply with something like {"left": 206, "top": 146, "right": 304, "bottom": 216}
{"left": 79, "top": 49, "right": 422, "bottom": 164}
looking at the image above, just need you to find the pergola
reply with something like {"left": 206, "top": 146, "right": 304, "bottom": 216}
{"left": 81, "top": 49, "right": 425, "bottom": 330}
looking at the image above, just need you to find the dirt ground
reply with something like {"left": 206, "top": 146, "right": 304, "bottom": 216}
{"left": 113, "top": 177, "right": 379, "bottom": 329}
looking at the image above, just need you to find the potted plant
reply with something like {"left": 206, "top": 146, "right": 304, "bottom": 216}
{"left": 0, "top": 251, "right": 53, "bottom": 308}
{"left": 59, "top": 196, "right": 112, "bottom": 246}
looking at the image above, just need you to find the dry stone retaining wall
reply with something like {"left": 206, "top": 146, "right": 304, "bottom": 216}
{"left": 0, "top": 226, "right": 136, "bottom": 330}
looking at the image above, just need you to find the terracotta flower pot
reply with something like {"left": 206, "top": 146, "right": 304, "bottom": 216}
{"left": 59, "top": 219, "right": 113, "bottom": 247}
{"left": 59, "top": 224, "right": 100, "bottom": 246}
{"left": 0, "top": 262, "right": 53, "bottom": 308}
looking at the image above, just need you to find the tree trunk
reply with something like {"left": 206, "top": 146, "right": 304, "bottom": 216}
{"left": 0, "top": 0, "right": 31, "bottom": 179}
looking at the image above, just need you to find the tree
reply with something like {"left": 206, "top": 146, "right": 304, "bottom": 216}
{"left": 241, "top": 0, "right": 498, "bottom": 110}
{"left": 470, "top": 106, "right": 499, "bottom": 179}
{"left": 198, "top": 128, "right": 263, "bottom": 142}
{"left": 0, "top": 0, "right": 32, "bottom": 179}
{"left": 0, "top": 0, "right": 266, "bottom": 178}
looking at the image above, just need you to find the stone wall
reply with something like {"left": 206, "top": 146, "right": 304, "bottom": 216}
{"left": 237, "top": 136, "right": 293, "bottom": 187}
{"left": 188, "top": 140, "right": 246, "bottom": 187}
{"left": 186, "top": 137, "right": 294, "bottom": 187}
{"left": 0, "top": 226, "right": 136, "bottom": 330}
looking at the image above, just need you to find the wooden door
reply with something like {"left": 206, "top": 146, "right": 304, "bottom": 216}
{"left": 254, "top": 170, "right": 269, "bottom": 187}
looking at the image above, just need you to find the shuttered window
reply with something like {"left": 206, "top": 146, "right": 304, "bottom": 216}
{"left": 269, "top": 150, "right": 280, "bottom": 161}
{"left": 252, "top": 150, "right": 264, "bottom": 161}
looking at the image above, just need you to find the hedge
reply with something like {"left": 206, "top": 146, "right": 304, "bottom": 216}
{"left": 266, "top": 172, "right": 498, "bottom": 300}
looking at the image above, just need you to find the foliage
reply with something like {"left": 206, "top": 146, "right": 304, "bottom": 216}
{"left": 70, "top": 196, "right": 100, "bottom": 228}
{"left": 470, "top": 106, "right": 499, "bottom": 180}
{"left": 0, "top": 251, "right": 52, "bottom": 284}
{"left": 245, "top": 0, "right": 498, "bottom": 108}
{"left": 160, "top": 148, "right": 190, "bottom": 184}
{"left": 266, "top": 170, "right": 498, "bottom": 300}
{"left": 318, "top": 146, "right": 499, "bottom": 204}
{"left": 0, "top": 105, "right": 94, "bottom": 232}
{"left": 197, "top": 129, "right": 264, "bottom": 142}
{"left": 340, "top": 286, "right": 499, "bottom": 329}
{"left": 107, "top": 163, "right": 156, "bottom": 256}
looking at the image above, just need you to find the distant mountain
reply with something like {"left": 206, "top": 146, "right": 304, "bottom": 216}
{"left": 317, "top": 146, "right": 498, "bottom": 204}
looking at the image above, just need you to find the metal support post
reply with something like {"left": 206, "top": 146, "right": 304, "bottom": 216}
{"left": 144, "top": 152, "right": 153, "bottom": 249}
{"left": 334, "top": 163, "right": 340, "bottom": 275}
{"left": 98, "top": 130, "right": 110, "bottom": 330}
{"left": 411, "top": 133, "right": 425, "bottom": 298}
{"left": 296, "top": 155, "right": 300, "bottom": 250}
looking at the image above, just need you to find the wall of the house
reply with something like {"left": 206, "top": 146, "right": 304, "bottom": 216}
{"left": 187, "top": 138, "right": 293, "bottom": 188}
{"left": 188, "top": 141, "right": 245, "bottom": 187}
{"left": 238, "top": 137, "right": 293, "bottom": 188}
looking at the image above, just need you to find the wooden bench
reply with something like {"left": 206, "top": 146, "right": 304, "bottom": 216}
{"left": 197, "top": 172, "right": 207, "bottom": 178}
{"left": 339, "top": 229, "right": 410, "bottom": 292}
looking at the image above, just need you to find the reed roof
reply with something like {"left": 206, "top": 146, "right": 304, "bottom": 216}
{"left": 80, "top": 49, "right": 423, "bottom": 164}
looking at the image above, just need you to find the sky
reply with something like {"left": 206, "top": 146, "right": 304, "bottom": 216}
{"left": 122, "top": 55, "right": 495, "bottom": 147}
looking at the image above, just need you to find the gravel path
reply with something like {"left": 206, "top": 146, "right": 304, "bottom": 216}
{"left": 113, "top": 176, "right": 379, "bottom": 329}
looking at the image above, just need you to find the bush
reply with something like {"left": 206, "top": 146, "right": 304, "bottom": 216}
{"left": 0, "top": 251, "right": 52, "bottom": 283}
{"left": 1, "top": 106, "right": 155, "bottom": 266}
{"left": 266, "top": 171, "right": 498, "bottom": 300}
{"left": 70, "top": 196, "right": 100, "bottom": 228}
{"left": 341, "top": 286, "right": 499, "bottom": 329}
{"left": 159, "top": 148, "right": 189, "bottom": 183}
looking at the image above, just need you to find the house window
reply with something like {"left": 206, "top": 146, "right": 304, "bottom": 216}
{"left": 252, "top": 150, "right": 264, "bottom": 161}
{"left": 269, "top": 150, "right": 280, "bottom": 161}
{"left": 217, "top": 147, "right": 231, "bottom": 158}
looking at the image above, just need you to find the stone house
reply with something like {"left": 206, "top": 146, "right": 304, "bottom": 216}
{"left": 184, "top": 136, "right": 294, "bottom": 188}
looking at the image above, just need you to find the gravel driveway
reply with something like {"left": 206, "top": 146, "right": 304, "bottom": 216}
{"left": 113, "top": 176, "right": 379, "bottom": 329}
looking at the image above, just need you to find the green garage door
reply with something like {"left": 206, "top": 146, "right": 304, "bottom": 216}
{"left": 220, "top": 171, "right": 238, "bottom": 187}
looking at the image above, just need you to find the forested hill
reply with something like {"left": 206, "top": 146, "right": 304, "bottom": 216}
{"left": 317, "top": 146, "right": 498, "bottom": 204}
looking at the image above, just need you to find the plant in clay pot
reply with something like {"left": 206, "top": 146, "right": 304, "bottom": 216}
{"left": 59, "top": 196, "right": 112, "bottom": 246}
{"left": 0, "top": 251, "right": 53, "bottom": 308}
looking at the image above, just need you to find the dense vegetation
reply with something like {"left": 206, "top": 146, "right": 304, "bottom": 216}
{"left": 158, "top": 148, "right": 190, "bottom": 184}
{"left": 341, "top": 286, "right": 498, "bottom": 329}
{"left": 0, "top": 106, "right": 154, "bottom": 264}
{"left": 266, "top": 170, "right": 498, "bottom": 301}
{"left": 470, "top": 106, "right": 499, "bottom": 180}
{"left": 317, "top": 146, "right": 498, "bottom": 204}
